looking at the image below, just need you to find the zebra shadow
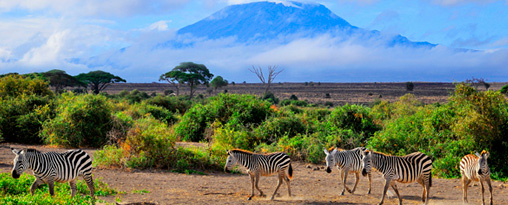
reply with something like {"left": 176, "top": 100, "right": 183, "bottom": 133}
{"left": 0, "top": 162, "right": 11, "bottom": 169}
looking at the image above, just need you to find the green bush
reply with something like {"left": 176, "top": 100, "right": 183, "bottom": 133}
{"left": 175, "top": 94, "right": 273, "bottom": 141}
{"left": 0, "top": 74, "right": 53, "bottom": 98}
{"left": 144, "top": 95, "right": 192, "bottom": 114}
{"left": 138, "top": 103, "right": 178, "bottom": 125}
{"left": 0, "top": 95, "right": 55, "bottom": 144}
{"left": 367, "top": 84, "right": 508, "bottom": 180}
{"left": 41, "top": 93, "right": 113, "bottom": 147}
{"left": 0, "top": 75, "right": 55, "bottom": 144}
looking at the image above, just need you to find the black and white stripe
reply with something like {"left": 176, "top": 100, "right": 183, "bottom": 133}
{"left": 460, "top": 151, "right": 493, "bottom": 205}
{"left": 11, "top": 148, "right": 95, "bottom": 199}
{"left": 361, "top": 150, "right": 432, "bottom": 205}
{"left": 224, "top": 149, "right": 293, "bottom": 200}
{"left": 324, "top": 147, "right": 371, "bottom": 195}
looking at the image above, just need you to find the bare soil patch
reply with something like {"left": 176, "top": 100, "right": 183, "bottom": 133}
{"left": 1, "top": 144, "right": 507, "bottom": 204}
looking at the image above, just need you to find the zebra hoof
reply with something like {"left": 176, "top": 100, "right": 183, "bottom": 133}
{"left": 248, "top": 196, "right": 252, "bottom": 200}
{"left": 339, "top": 192, "right": 345, "bottom": 196}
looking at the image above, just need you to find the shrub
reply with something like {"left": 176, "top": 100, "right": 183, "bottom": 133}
{"left": 262, "top": 92, "right": 279, "bottom": 104}
{"left": 144, "top": 95, "right": 192, "bottom": 114}
{"left": 41, "top": 93, "right": 113, "bottom": 148}
{"left": 0, "top": 74, "right": 53, "bottom": 98}
{"left": 175, "top": 94, "right": 273, "bottom": 142}
{"left": 95, "top": 116, "right": 175, "bottom": 169}
{"left": 0, "top": 75, "right": 54, "bottom": 144}
{"left": 406, "top": 82, "right": 414, "bottom": 91}
{"left": 0, "top": 95, "right": 55, "bottom": 144}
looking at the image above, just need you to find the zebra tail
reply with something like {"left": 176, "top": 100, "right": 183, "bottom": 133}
{"left": 429, "top": 172, "right": 432, "bottom": 187}
{"left": 287, "top": 163, "right": 293, "bottom": 180}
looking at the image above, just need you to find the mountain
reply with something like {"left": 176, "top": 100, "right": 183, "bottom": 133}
{"left": 176, "top": 1, "right": 435, "bottom": 48}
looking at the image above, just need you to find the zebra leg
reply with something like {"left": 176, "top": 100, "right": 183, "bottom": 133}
{"left": 284, "top": 173, "right": 291, "bottom": 197}
{"left": 462, "top": 176, "right": 471, "bottom": 204}
{"left": 350, "top": 172, "right": 360, "bottom": 194}
{"left": 30, "top": 177, "right": 44, "bottom": 195}
{"left": 69, "top": 180, "right": 77, "bottom": 197}
{"left": 48, "top": 180, "right": 55, "bottom": 196}
{"left": 270, "top": 172, "right": 284, "bottom": 200}
{"left": 339, "top": 169, "right": 346, "bottom": 195}
{"left": 83, "top": 174, "right": 95, "bottom": 199}
{"left": 390, "top": 183, "right": 402, "bottom": 205}
{"left": 378, "top": 178, "right": 391, "bottom": 205}
{"left": 248, "top": 174, "right": 255, "bottom": 200}
{"left": 342, "top": 168, "right": 352, "bottom": 195}
{"left": 480, "top": 179, "right": 486, "bottom": 205}
{"left": 417, "top": 178, "right": 426, "bottom": 202}
{"left": 367, "top": 172, "right": 372, "bottom": 194}
{"left": 255, "top": 173, "right": 264, "bottom": 197}
{"left": 485, "top": 178, "right": 493, "bottom": 205}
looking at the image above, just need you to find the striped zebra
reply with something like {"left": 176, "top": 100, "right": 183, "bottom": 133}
{"left": 460, "top": 150, "right": 493, "bottom": 205}
{"left": 11, "top": 148, "right": 95, "bottom": 199}
{"left": 324, "top": 147, "right": 372, "bottom": 195}
{"left": 361, "top": 150, "right": 432, "bottom": 205}
{"left": 224, "top": 149, "right": 293, "bottom": 200}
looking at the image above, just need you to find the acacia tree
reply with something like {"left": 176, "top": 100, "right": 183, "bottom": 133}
{"left": 43, "top": 69, "right": 83, "bottom": 94}
{"left": 248, "top": 65, "right": 284, "bottom": 94}
{"left": 210, "top": 76, "right": 228, "bottom": 93}
{"left": 160, "top": 62, "right": 214, "bottom": 99}
{"left": 75, "top": 70, "right": 126, "bottom": 94}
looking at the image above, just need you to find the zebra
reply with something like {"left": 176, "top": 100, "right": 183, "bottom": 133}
{"left": 324, "top": 147, "right": 372, "bottom": 195}
{"left": 224, "top": 149, "right": 293, "bottom": 200}
{"left": 460, "top": 150, "right": 493, "bottom": 205}
{"left": 361, "top": 150, "right": 432, "bottom": 205}
{"left": 11, "top": 148, "right": 95, "bottom": 199}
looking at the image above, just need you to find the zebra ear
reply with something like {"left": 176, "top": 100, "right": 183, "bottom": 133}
{"left": 475, "top": 151, "right": 481, "bottom": 157}
{"left": 11, "top": 148, "right": 19, "bottom": 155}
{"left": 331, "top": 148, "right": 337, "bottom": 155}
{"left": 323, "top": 148, "right": 329, "bottom": 155}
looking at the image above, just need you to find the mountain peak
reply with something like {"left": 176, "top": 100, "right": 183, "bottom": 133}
{"left": 177, "top": 1, "right": 354, "bottom": 42}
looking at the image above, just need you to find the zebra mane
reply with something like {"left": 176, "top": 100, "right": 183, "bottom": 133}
{"left": 366, "top": 150, "right": 392, "bottom": 156}
{"left": 230, "top": 149, "right": 255, "bottom": 155}
{"left": 26, "top": 149, "right": 41, "bottom": 153}
{"left": 230, "top": 149, "right": 282, "bottom": 156}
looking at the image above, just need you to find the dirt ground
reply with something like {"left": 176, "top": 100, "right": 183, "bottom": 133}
{"left": 1, "top": 144, "right": 508, "bottom": 205}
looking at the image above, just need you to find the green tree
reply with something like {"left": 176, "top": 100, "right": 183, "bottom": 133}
{"left": 75, "top": 70, "right": 126, "bottom": 94}
{"left": 160, "top": 62, "right": 214, "bottom": 99}
{"left": 210, "top": 76, "right": 228, "bottom": 93}
{"left": 43, "top": 69, "right": 83, "bottom": 94}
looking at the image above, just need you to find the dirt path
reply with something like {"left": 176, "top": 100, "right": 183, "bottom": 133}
{"left": 1, "top": 144, "right": 507, "bottom": 204}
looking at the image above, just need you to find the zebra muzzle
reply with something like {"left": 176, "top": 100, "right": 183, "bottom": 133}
{"left": 11, "top": 170, "right": 20, "bottom": 179}
{"left": 326, "top": 167, "right": 331, "bottom": 173}
{"left": 362, "top": 169, "right": 368, "bottom": 177}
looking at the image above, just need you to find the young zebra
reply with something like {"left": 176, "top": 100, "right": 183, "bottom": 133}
{"left": 11, "top": 148, "right": 95, "bottom": 199}
{"left": 460, "top": 150, "right": 493, "bottom": 205}
{"left": 324, "top": 147, "right": 372, "bottom": 195}
{"left": 361, "top": 150, "right": 432, "bottom": 205}
{"left": 224, "top": 149, "right": 293, "bottom": 200}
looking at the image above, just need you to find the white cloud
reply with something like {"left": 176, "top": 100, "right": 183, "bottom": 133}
{"left": 148, "top": 20, "right": 172, "bottom": 31}
{"left": 0, "top": 0, "right": 191, "bottom": 17}
{"left": 427, "top": 0, "right": 498, "bottom": 6}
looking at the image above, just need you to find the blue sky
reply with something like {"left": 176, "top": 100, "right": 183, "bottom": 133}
{"left": 0, "top": 0, "right": 507, "bottom": 82}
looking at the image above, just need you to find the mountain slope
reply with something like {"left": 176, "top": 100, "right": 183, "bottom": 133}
{"left": 177, "top": 1, "right": 435, "bottom": 48}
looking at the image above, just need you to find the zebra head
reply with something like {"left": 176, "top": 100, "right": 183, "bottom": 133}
{"left": 224, "top": 150, "right": 238, "bottom": 173}
{"left": 324, "top": 148, "right": 337, "bottom": 173}
{"left": 361, "top": 150, "right": 372, "bottom": 177}
{"left": 11, "top": 148, "right": 27, "bottom": 179}
{"left": 475, "top": 150, "right": 490, "bottom": 175}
